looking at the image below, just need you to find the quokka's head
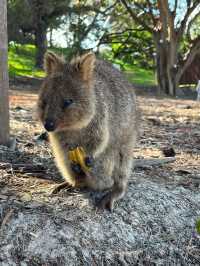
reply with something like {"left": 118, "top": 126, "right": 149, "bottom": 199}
{"left": 38, "top": 52, "right": 96, "bottom": 132}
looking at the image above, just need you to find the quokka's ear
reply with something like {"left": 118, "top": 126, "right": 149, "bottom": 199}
{"left": 71, "top": 53, "right": 96, "bottom": 82}
{"left": 44, "top": 52, "right": 65, "bottom": 75}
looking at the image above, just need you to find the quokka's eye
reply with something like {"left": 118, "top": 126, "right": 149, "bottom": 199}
{"left": 63, "top": 99, "right": 73, "bottom": 109}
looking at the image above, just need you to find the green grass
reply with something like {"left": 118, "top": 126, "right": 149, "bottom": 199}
{"left": 8, "top": 44, "right": 45, "bottom": 78}
{"left": 102, "top": 56, "right": 156, "bottom": 86}
{"left": 8, "top": 43, "right": 156, "bottom": 86}
{"left": 8, "top": 44, "right": 74, "bottom": 78}
{"left": 125, "top": 66, "right": 156, "bottom": 86}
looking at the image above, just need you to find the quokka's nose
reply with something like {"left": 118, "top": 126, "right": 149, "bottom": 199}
{"left": 44, "top": 119, "right": 55, "bottom": 132}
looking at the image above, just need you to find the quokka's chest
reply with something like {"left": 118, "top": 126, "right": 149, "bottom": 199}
{"left": 56, "top": 122, "right": 109, "bottom": 158}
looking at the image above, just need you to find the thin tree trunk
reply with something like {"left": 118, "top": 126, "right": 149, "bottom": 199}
{"left": 0, "top": 0, "right": 9, "bottom": 145}
{"left": 49, "top": 27, "right": 53, "bottom": 48}
{"left": 35, "top": 25, "right": 47, "bottom": 68}
{"left": 155, "top": 39, "right": 169, "bottom": 95}
{"left": 154, "top": 34, "right": 178, "bottom": 96}
{"left": 167, "top": 35, "right": 179, "bottom": 96}
{"left": 156, "top": 51, "right": 178, "bottom": 96}
{"left": 32, "top": 0, "right": 47, "bottom": 68}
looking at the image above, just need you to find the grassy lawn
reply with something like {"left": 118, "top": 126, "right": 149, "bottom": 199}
{"left": 102, "top": 56, "right": 156, "bottom": 86}
{"left": 9, "top": 44, "right": 45, "bottom": 78}
{"left": 125, "top": 66, "right": 156, "bottom": 86}
{"left": 8, "top": 44, "right": 156, "bottom": 86}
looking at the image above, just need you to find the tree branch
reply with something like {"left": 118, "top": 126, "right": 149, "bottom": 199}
{"left": 99, "top": 0, "right": 118, "bottom": 16}
{"left": 79, "top": 13, "right": 99, "bottom": 43}
{"left": 178, "top": 37, "right": 200, "bottom": 80}
{"left": 174, "top": 0, "right": 178, "bottom": 14}
{"left": 146, "top": 0, "right": 157, "bottom": 25}
{"left": 120, "top": 0, "right": 153, "bottom": 32}
{"left": 186, "top": 10, "right": 200, "bottom": 41}
{"left": 186, "top": 0, "right": 192, "bottom": 8}
{"left": 103, "top": 28, "right": 145, "bottom": 37}
{"left": 178, "top": 2, "right": 200, "bottom": 40}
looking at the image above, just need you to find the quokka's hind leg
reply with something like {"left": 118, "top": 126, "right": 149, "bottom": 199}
{"left": 50, "top": 172, "right": 83, "bottom": 195}
{"left": 50, "top": 171, "right": 89, "bottom": 194}
{"left": 97, "top": 152, "right": 133, "bottom": 211}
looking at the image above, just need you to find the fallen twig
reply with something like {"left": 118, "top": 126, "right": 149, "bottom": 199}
{"left": 0, "top": 163, "right": 45, "bottom": 172}
{"left": 0, "top": 209, "right": 14, "bottom": 229}
{"left": 22, "top": 172, "right": 51, "bottom": 179}
{"left": 135, "top": 157, "right": 176, "bottom": 168}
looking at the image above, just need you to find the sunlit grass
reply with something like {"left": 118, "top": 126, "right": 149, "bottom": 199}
{"left": 125, "top": 66, "right": 156, "bottom": 86}
{"left": 8, "top": 44, "right": 45, "bottom": 78}
{"left": 103, "top": 56, "right": 156, "bottom": 86}
{"left": 9, "top": 43, "right": 156, "bottom": 86}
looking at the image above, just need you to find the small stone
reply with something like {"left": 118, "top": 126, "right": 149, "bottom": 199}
{"left": 162, "top": 147, "right": 176, "bottom": 157}
{"left": 24, "top": 142, "right": 34, "bottom": 148}
{"left": 20, "top": 193, "right": 32, "bottom": 202}
{"left": 14, "top": 106, "right": 24, "bottom": 111}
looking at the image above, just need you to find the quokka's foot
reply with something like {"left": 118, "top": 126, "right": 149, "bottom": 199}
{"left": 97, "top": 193, "right": 114, "bottom": 212}
{"left": 50, "top": 181, "right": 73, "bottom": 194}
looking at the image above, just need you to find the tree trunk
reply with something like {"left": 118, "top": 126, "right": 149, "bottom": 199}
{"left": 35, "top": 25, "right": 47, "bottom": 68}
{"left": 154, "top": 35, "right": 178, "bottom": 96}
{"left": 32, "top": 0, "right": 47, "bottom": 69}
{"left": 49, "top": 27, "right": 53, "bottom": 48}
{"left": 0, "top": 0, "right": 10, "bottom": 145}
{"left": 156, "top": 53, "right": 178, "bottom": 96}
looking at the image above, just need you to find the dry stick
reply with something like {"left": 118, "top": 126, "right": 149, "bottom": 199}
{"left": 135, "top": 157, "right": 176, "bottom": 167}
{"left": 0, "top": 158, "right": 176, "bottom": 172}
{"left": 0, "top": 162, "right": 49, "bottom": 179}
{"left": 0, "top": 209, "right": 14, "bottom": 229}
{"left": 0, "top": 163, "right": 45, "bottom": 172}
{"left": 0, "top": 162, "right": 10, "bottom": 169}
{"left": 22, "top": 173, "right": 50, "bottom": 179}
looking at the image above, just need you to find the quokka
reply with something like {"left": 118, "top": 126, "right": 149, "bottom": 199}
{"left": 37, "top": 52, "right": 138, "bottom": 210}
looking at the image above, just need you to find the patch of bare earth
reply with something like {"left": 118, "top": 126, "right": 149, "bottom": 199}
{"left": 0, "top": 85, "right": 199, "bottom": 265}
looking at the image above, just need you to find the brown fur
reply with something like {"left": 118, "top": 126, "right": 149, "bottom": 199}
{"left": 37, "top": 52, "right": 138, "bottom": 210}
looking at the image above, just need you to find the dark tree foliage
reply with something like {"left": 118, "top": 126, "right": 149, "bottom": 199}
{"left": 8, "top": 0, "right": 71, "bottom": 67}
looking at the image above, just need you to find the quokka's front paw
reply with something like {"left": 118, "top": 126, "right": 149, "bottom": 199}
{"left": 97, "top": 193, "right": 114, "bottom": 212}
{"left": 50, "top": 181, "right": 73, "bottom": 194}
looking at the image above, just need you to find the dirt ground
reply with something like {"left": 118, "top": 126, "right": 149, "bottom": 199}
{"left": 0, "top": 82, "right": 200, "bottom": 265}
{"left": 4, "top": 83, "right": 200, "bottom": 195}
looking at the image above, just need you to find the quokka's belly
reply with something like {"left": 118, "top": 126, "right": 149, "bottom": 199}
{"left": 85, "top": 173, "right": 114, "bottom": 191}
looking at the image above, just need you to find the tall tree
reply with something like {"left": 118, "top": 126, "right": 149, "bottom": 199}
{"left": 121, "top": 0, "right": 200, "bottom": 96}
{"left": 8, "top": 0, "right": 110, "bottom": 67}
{"left": 62, "top": 0, "right": 117, "bottom": 58}
{"left": 29, "top": 0, "right": 72, "bottom": 68}
{"left": 8, "top": 0, "right": 72, "bottom": 68}
{"left": 98, "top": 3, "right": 154, "bottom": 69}
{"left": 0, "top": 0, "right": 10, "bottom": 145}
